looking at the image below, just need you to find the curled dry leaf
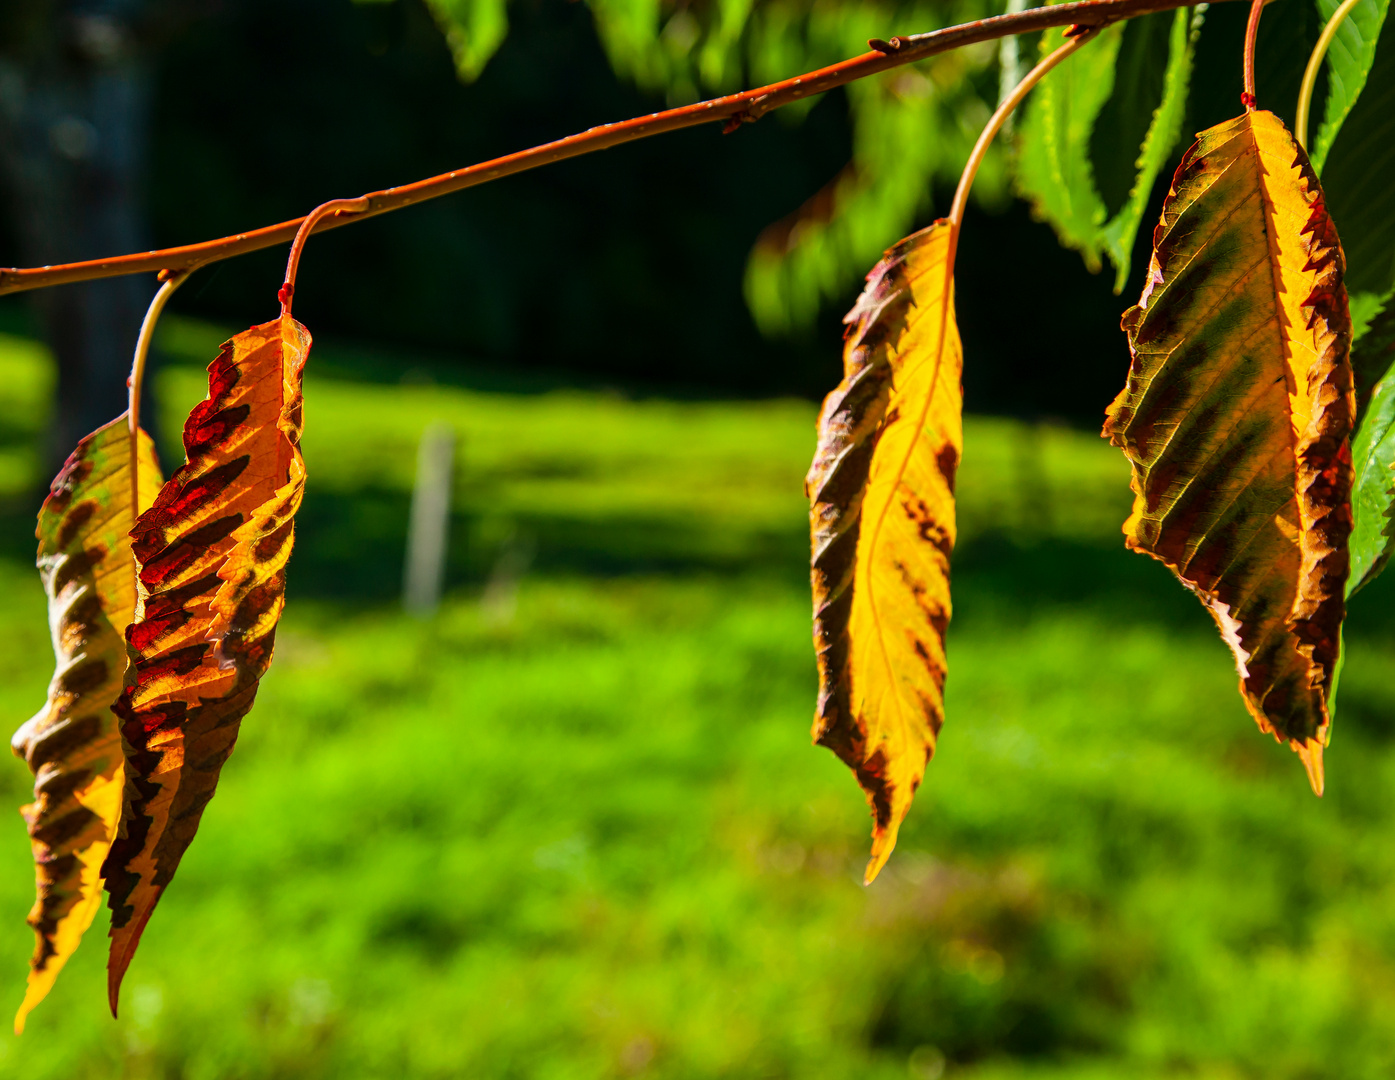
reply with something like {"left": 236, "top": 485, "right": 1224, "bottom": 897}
{"left": 103, "top": 315, "right": 310, "bottom": 1011}
{"left": 1103, "top": 110, "right": 1354, "bottom": 792}
{"left": 808, "top": 219, "right": 962, "bottom": 885}
{"left": 10, "top": 416, "right": 161, "bottom": 1033}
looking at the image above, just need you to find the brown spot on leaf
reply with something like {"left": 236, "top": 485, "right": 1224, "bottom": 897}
{"left": 56, "top": 501, "right": 98, "bottom": 551}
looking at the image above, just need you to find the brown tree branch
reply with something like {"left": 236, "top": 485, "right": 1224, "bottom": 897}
{"left": 0, "top": 0, "right": 1232, "bottom": 297}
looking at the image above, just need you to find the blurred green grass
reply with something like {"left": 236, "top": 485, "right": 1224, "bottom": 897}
{"left": 0, "top": 322, "right": 1394, "bottom": 1078}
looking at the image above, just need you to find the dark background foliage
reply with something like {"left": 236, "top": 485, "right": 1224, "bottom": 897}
{"left": 0, "top": 0, "right": 1332, "bottom": 421}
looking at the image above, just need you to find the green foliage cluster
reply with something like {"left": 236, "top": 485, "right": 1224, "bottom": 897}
{"left": 5, "top": 324, "right": 1395, "bottom": 1075}
{"left": 372, "top": 0, "right": 1395, "bottom": 334}
{"left": 1014, "top": 9, "right": 1197, "bottom": 291}
{"left": 1008, "top": 0, "right": 1395, "bottom": 323}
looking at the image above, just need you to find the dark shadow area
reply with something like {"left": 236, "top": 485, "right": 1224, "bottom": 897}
{"left": 951, "top": 532, "right": 1205, "bottom": 630}
{"left": 146, "top": 0, "right": 854, "bottom": 400}
{"left": 955, "top": 198, "right": 1136, "bottom": 424}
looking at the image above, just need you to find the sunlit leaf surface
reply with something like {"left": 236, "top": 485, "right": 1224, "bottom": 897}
{"left": 10, "top": 416, "right": 161, "bottom": 1032}
{"left": 1103, "top": 110, "right": 1353, "bottom": 793}
{"left": 104, "top": 316, "right": 310, "bottom": 1010}
{"left": 808, "top": 219, "right": 962, "bottom": 884}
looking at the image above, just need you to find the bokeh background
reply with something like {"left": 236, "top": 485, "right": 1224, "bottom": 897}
{"left": 3, "top": 1, "right": 1395, "bottom": 1077}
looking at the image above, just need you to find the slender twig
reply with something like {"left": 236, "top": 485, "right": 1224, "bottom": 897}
{"left": 128, "top": 271, "right": 189, "bottom": 436}
{"left": 0, "top": 0, "right": 1244, "bottom": 299}
{"left": 1296, "top": 0, "right": 1362, "bottom": 148}
{"left": 937, "top": 26, "right": 1099, "bottom": 353}
{"left": 1242, "top": 0, "right": 1267, "bottom": 106}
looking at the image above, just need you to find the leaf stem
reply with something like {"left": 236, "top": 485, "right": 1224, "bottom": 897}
{"left": 944, "top": 24, "right": 1098, "bottom": 300}
{"left": 280, "top": 198, "right": 371, "bottom": 317}
{"left": 1242, "top": 0, "right": 1267, "bottom": 107}
{"left": 128, "top": 268, "right": 190, "bottom": 520}
{"left": 1296, "top": 0, "right": 1363, "bottom": 148}
{"left": 948, "top": 29, "right": 1097, "bottom": 234}
{"left": 127, "top": 272, "right": 189, "bottom": 439}
{"left": 0, "top": 0, "right": 1247, "bottom": 299}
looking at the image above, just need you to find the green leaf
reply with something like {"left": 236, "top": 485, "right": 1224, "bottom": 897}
{"left": 1015, "top": 22, "right": 1126, "bottom": 272}
{"left": 1092, "top": 11, "right": 1177, "bottom": 218}
{"left": 1099, "top": 7, "right": 1200, "bottom": 292}
{"left": 422, "top": 0, "right": 510, "bottom": 82}
{"left": 743, "top": 6, "right": 1003, "bottom": 335}
{"left": 1348, "top": 298, "right": 1395, "bottom": 594}
{"left": 1321, "top": 11, "right": 1395, "bottom": 294}
{"left": 1349, "top": 374, "right": 1395, "bottom": 595}
{"left": 1015, "top": 10, "right": 1199, "bottom": 291}
{"left": 1352, "top": 290, "right": 1395, "bottom": 414}
{"left": 1351, "top": 288, "right": 1390, "bottom": 344}
{"left": 1312, "top": 0, "right": 1393, "bottom": 172}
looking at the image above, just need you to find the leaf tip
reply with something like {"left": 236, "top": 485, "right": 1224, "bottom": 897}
{"left": 13, "top": 972, "right": 52, "bottom": 1035}
{"left": 107, "top": 933, "right": 143, "bottom": 1017}
{"left": 863, "top": 823, "right": 900, "bottom": 885}
{"left": 1297, "top": 737, "right": 1325, "bottom": 796}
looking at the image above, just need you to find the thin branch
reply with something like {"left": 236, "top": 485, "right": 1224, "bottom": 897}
{"left": 0, "top": 0, "right": 1238, "bottom": 298}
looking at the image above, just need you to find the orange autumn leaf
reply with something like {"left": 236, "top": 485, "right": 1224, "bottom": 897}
{"left": 103, "top": 314, "right": 310, "bottom": 1011}
{"left": 807, "top": 219, "right": 962, "bottom": 885}
{"left": 10, "top": 416, "right": 162, "bottom": 1033}
{"left": 1103, "top": 109, "right": 1354, "bottom": 791}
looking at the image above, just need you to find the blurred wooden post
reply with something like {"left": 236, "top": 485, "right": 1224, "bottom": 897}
{"left": 404, "top": 422, "right": 456, "bottom": 616}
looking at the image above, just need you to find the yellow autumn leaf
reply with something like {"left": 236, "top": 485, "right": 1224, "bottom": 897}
{"left": 1103, "top": 109, "right": 1354, "bottom": 792}
{"left": 10, "top": 415, "right": 161, "bottom": 1033}
{"left": 808, "top": 218, "right": 962, "bottom": 884}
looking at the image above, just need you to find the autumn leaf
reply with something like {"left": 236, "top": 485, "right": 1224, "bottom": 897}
{"left": 10, "top": 416, "right": 161, "bottom": 1033}
{"left": 103, "top": 314, "right": 310, "bottom": 1011}
{"left": 808, "top": 219, "right": 962, "bottom": 885}
{"left": 1103, "top": 109, "right": 1354, "bottom": 793}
